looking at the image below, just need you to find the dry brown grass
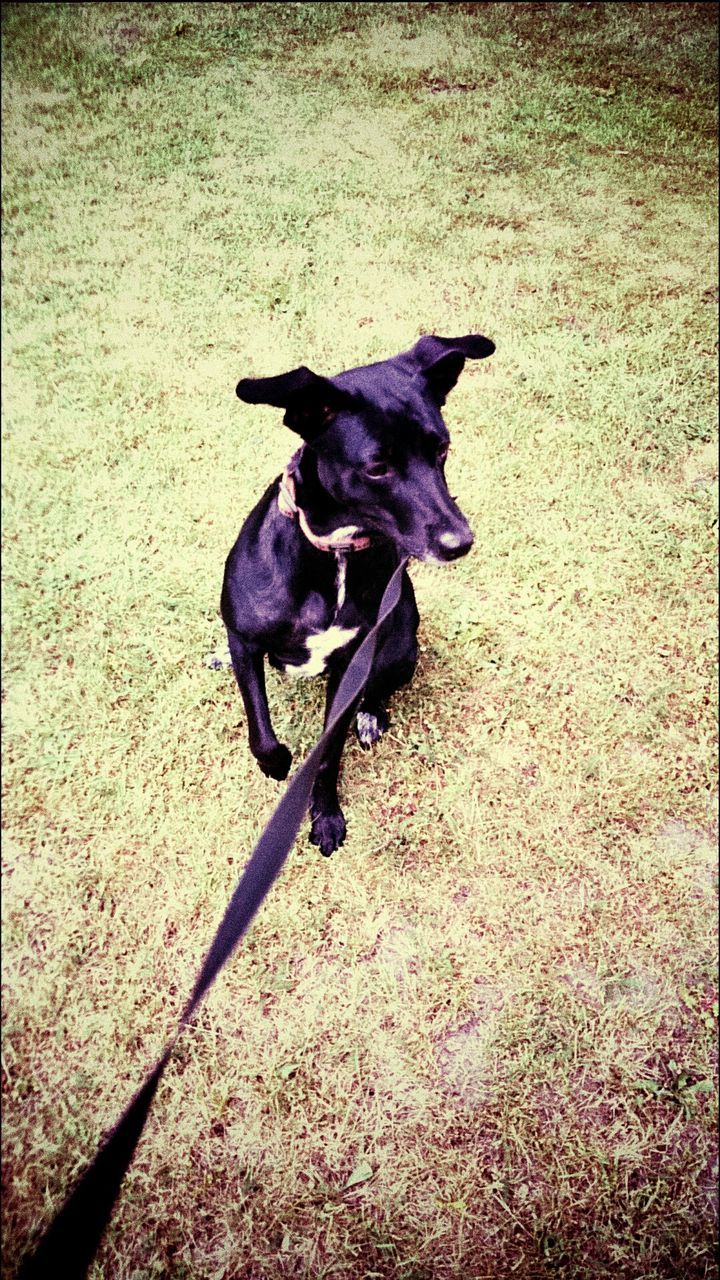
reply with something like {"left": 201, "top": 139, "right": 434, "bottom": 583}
{"left": 2, "top": 4, "right": 717, "bottom": 1278}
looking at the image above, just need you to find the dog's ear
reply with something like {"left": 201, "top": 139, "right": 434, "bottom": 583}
{"left": 236, "top": 366, "right": 351, "bottom": 439}
{"left": 409, "top": 334, "right": 495, "bottom": 405}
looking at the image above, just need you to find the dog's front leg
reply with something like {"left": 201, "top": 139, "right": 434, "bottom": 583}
{"left": 309, "top": 668, "right": 359, "bottom": 857}
{"left": 226, "top": 630, "right": 292, "bottom": 782}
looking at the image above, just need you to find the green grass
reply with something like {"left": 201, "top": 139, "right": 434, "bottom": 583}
{"left": 2, "top": 3, "right": 718, "bottom": 1277}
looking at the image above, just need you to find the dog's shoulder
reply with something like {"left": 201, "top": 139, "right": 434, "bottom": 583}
{"left": 222, "top": 479, "right": 296, "bottom": 631}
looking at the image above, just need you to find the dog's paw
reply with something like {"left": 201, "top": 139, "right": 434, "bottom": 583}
{"left": 258, "top": 744, "right": 292, "bottom": 781}
{"left": 204, "top": 647, "right": 232, "bottom": 670}
{"left": 309, "top": 809, "right": 347, "bottom": 857}
{"left": 355, "top": 708, "right": 389, "bottom": 748}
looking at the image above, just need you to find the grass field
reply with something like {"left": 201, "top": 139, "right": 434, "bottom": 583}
{"left": 2, "top": 3, "right": 718, "bottom": 1277}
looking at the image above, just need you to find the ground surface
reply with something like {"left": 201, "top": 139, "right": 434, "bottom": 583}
{"left": 2, "top": 4, "right": 718, "bottom": 1278}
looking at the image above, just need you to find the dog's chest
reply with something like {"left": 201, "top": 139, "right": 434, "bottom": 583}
{"left": 277, "top": 554, "right": 359, "bottom": 678}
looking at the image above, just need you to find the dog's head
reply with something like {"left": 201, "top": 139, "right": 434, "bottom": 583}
{"left": 236, "top": 333, "right": 495, "bottom": 563}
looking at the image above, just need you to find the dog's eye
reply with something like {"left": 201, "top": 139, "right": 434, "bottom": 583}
{"left": 365, "top": 461, "right": 391, "bottom": 480}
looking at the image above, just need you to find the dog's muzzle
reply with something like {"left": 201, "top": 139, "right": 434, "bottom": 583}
{"left": 436, "top": 528, "right": 474, "bottom": 560}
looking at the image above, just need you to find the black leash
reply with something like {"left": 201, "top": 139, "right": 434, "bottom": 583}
{"left": 18, "top": 558, "right": 409, "bottom": 1280}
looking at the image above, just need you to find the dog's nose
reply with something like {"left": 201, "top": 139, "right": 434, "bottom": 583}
{"left": 438, "top": 530, "right": 474, "bottom": 559}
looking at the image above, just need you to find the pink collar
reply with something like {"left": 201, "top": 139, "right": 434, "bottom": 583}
{"left": 277, "top": 453, "right": 372, "bottom": 553}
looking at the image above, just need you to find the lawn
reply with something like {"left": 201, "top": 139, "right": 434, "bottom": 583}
{"left": 1, "top": 3, "right": 718, "bottom": 1278}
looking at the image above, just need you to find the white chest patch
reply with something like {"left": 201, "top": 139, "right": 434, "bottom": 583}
{"left": 335, "top": 553, "right": 348, "bottom": 610}
{"left": 283, "top": 625, "right": 359, "bottom": 678}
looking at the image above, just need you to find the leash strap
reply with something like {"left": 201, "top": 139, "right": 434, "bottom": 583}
{"left": 19, "top": 558, "right": 409, "bottom": 1280}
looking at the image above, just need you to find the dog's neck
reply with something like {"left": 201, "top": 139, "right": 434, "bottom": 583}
{"left": 278, "top": 447, "right": 372, "bottom": 553}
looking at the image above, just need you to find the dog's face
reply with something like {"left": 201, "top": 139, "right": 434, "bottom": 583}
{"left": 236, "top": 334, "right": 495, "bottom": 563}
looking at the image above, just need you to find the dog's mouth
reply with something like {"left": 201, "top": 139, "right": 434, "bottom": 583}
{"left": 415, "top": 542, "right": 474, "bottom": 566}
{"left": 357, "top": 510, "right": 474, "bottom": 564}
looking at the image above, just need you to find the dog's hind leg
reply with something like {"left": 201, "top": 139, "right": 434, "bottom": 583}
{"left": 226, "top": 629, "right": 292, "bottom": 781}
{"left": 355, "top": 703, "right": 390, "bottom": 748}
{"left": 355, "top": 648, "right": 418, "bottom": 750}
{"left": 355, "top": 572, "right": 419, "bottom": 749}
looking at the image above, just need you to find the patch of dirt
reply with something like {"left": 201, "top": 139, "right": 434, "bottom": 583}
{"left": 562, "top": 965, "right": 671, "bottom": 1015}
{"left": 422, "top": 77, "right": 478, "bottom": 94}
{"left": 562, "top": 964, "right": 607, "bottom": 1012}
{"left": 369, "top": 924, "right": 421, "bottom": 982}
{"left": 682, "top": 441, "right": 718, "bottom": 489}
{"left": 605, "top": 971, "right": 666, "bottom": 1012}
{"left": 656, "top": 819, "right": 718, "bottom": 905}
{"left": 657, "top": 818, "right": 715, "bottom": 856}
{"left": 472, "top": 980, "right": 505, "bottom": 1020}
{"left": 483, "top": 214, "right": 529, "bottom": 232}
{"left": 699, "top": 1153, "right": 719, "bottom": 1226}
{"left": 436, "top": 996, "right": 502, "bottom": 1105}
{"left": 109, "top": 22, "right": 145, "bottom": 56}
{"left": 690, "top": 852, "right": 719, "bottom": 908}
{"left": 370, "top": 1055, "right": 432, "bottom": 1125}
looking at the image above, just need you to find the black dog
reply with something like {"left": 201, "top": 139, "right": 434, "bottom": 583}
{"left": 221, "top": 334, "right": 495, "bottom": 855}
